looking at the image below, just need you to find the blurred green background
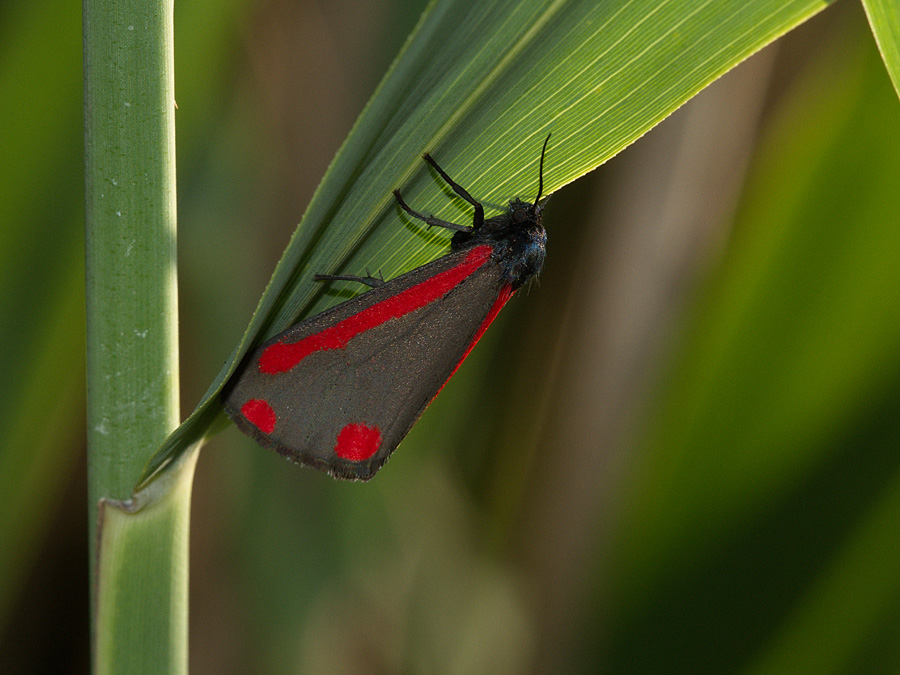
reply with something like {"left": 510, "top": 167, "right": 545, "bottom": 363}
{"left": 2, "top": 0, "right": 899, "bottom": 672}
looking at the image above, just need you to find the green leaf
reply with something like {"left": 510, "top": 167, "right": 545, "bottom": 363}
{"left": 142, "top": 0, "right": 836, "bottom": 488}
{"left": 862, "top": 0, "right": 900, "bottom": 98}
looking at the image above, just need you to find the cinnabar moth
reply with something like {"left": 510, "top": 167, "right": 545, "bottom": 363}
{"left": 223, "top": 135, "right": 551, "bottom": 480}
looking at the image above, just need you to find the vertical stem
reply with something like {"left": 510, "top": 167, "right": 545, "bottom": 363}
{"left": 84, "top": 0, "right": 187, "bottom": 671}
{"left": 83, "top": 0, "right": 178, "bottom": 517}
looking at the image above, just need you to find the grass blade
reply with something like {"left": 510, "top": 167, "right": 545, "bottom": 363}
{"left": 862, "top": 0, "right": 900, "bottom": 98}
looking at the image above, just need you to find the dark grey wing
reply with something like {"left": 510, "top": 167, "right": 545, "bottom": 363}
{"left": 222, "top": 245, "right": 512, "bottom": 480}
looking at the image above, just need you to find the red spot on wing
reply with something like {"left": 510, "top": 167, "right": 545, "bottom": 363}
{"left": 335, "top": 423, "right": 382, "bottom": 461}
{"left": 259, "top": 245, "right": 493, "bottom": 374}
{"left": 435, "top": 284, "right": 514, "bottom": 398}
{"left": 241, "top": 399, "right": 277, "bottom": 434}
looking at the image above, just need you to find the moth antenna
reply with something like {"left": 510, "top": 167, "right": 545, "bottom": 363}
{"left": 534, "top": 133, "right": 551, "bottom": 205}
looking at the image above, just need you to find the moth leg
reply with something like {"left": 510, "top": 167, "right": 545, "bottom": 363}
{"left": 422, "top": 153, "right": 485, "bottom": 230}
{"left": 314, "top": 271, "right": 385, "bottom": 288}
{"left": 393, "top": 189, "right": 470, "bottom": 233}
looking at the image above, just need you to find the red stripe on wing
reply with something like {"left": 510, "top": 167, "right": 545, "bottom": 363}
{"left": 259, "top": 245, "right": 493, "bottom": 374}
{"left": 434, "top": 283, "right": 514, "bottom": 399}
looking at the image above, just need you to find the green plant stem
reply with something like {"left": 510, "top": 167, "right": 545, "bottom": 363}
{"left": 84, "top": 0, "right": 187, "bottom": 671}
